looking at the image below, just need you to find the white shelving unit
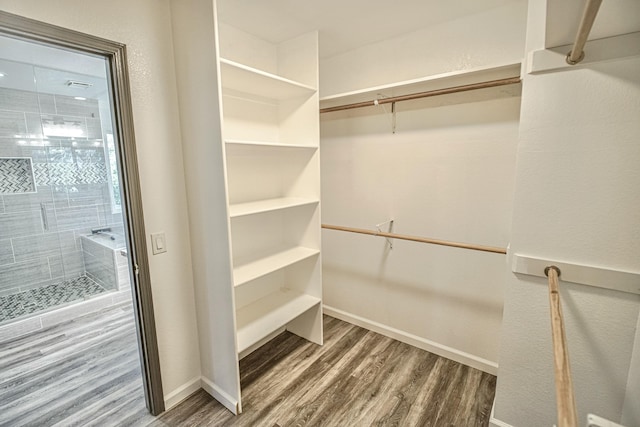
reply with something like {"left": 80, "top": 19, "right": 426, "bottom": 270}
{"left": 173, "top": 0, "right": 321, "bottom": 414}
{"left": 209, "top": 3, "right": 322, "bottom": 415}
{"left": 236, "top": 289, "right": 321, "bottom": 353}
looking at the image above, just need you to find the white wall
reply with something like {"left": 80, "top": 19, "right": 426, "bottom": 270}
{"left": 0, "top": 0, "right": 202, "bottom": 405}
{"left": 319, "top": 1, "right": 527, "bottom": 97}
{"left": 320, "top": 2, "right": 527, "bottom": 372}
{"left": 491, "top": 2, "right": 640, "bottom": 425}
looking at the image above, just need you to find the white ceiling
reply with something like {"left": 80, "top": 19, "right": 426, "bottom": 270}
{"left": 216, "top": 0, "right": 522, "bottom": 58}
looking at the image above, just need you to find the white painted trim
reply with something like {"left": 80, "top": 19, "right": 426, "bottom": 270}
{"left": 512, "top": 253, "right": 640, "bottom": 295}
{"left": 489, "top": 399, "right": 514, "bottom": 427}
{"left": 201, "top": 376, "right": 239, "bottom": 415}
{"left": 163, "top": 376, "right": 202, "bottom": 410}
{"left": 323, "top": 305, "right": 498, "bottom": 375}
{"left": 527, "top": 32, "right": 640, "bottom": 75}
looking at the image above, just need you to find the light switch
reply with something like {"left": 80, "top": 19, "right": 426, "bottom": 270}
{"left": 151, "top": 232, "right": 167, "bottom": 255}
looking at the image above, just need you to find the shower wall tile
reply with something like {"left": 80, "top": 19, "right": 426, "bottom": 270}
{"left": 54, "top": 206, "right": 99, "bottom": 232}
{"left": 0, "top": 258, "right": 51, "bottom": 292}
{"left": 0, "top": 88, "right": 39, "bottom": 113}
{"left": 84, "top": 252, "right": 116, "bottom": 290}
{"left": 1, "top": 189, "right": 52, "bottom": 213}
{"left": 0, "top": 110, "right": 27, "bottom": 137}
{"left": 81, "top": 237, "right": 107, "bottom": 258}
{"left": 37, "top": 93, "right": 56, "bottom": 115}
{"left": 54, "top": 96, "right": 100, "bottom": 118}
{"left": 69, "top": 183, "right": 109, "bottom": 208}
{"left": 10, "top": 145, "right": 48, "bottom": 163}
{"left": 86, "top": 118, "right": 103, "bottom": 140}
{"left": 52, "top": 186, "right": 70, "bottom": 209}
{"left": 0, "top": 86, "right": 117, "bottom": 300}
{"left": 0, "top": 210, "right": 43, "bottom": 239}
{"left": 48, "top": 252, "right": 84, "bottom": 281}
{"left": 63, "top": 251, "right": 86, "bottom": 279}
{"left": 0, "top": 239, "right": 14, "bottom": 266}
{"left": 48, "top": 255, "right": 64, "bottom": 280}
{"left": 12, "top": 231, "right": 76, "bottom": 262}
{"left": 25, "top": 113, "right": 43, "bottom": 137}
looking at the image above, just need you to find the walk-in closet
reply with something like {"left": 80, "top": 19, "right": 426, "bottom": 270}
{"left": 1, "top": 0, "right": 638, "bottom": 425}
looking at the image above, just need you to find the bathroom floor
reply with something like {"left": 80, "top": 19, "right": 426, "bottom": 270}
{"left": 0, "top": 276, "right": 107, "bottom": 323}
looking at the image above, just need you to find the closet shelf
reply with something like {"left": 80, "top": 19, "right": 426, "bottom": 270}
{"left": 233, "top": 246, "right": 320, "bottom": 287}
{"left": 225, "top": 139, "right": 318, "bottom": 150}
{"left": 236, "top": 289, "right": 321, "bottom": 353}
{"left": 319, "top": 62, "right": 521, "bottom": 109}
{"left": 220, "top": 58, "right": 316, "bottom": 100}
{"left": 229, "top": 197, "right": 319, "bottom": 218}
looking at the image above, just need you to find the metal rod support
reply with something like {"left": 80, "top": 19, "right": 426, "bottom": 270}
{"left": 566, "top": 0, "right": 603, "bottom": 65}
{"left": 319, "top": 76, "right": 521, "bottom": 114}
{"left": 322, "top": 223, "right": 507, "bottom": 254}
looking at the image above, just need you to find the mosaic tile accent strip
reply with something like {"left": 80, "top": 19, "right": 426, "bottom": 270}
{"left": 32, "top": 162, "right": 107, "bottom": 186}
{"left": 0, "top": 158, "right": 36, "bottom": 194}
{"left": 0, "top": 275, "right": 107, "bottom": 323}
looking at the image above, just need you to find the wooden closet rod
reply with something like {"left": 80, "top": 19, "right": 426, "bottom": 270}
{"left": 322, "top": 224, "right": 507, "bottom": 254}
{"left": 319, "top": 76, "right": 521, "bottom": 114}
{"left": 545, "top": 266, "right": 578, "bottom": 427}
{"left": 566, "top": 0, "right": 602, "bottom": 65}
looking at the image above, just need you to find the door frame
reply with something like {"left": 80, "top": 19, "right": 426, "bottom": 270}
{"left": 0, "top": 11, "right": 165, "bottom": 415}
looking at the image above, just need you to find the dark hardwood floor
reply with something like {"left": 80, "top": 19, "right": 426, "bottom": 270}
{"left": 0, "top": 303, "right": 496, "bottom": 426}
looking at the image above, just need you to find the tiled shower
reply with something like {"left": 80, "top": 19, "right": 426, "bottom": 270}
{"left": 0, "top": 57, "right": 131, "bottom": 328}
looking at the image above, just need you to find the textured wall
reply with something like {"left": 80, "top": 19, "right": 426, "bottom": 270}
{"left": 319, "top": 2, "right": 527, "bottom": 371}
{"left": 492, "top": 17, "right": 640, "bottom": 427}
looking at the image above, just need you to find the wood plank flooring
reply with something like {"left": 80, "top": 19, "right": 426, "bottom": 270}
{"left": 153, "top": 316, "right": 496, "bottom": 426}
{"left": 0, "top": 304, "right": 496, "bottom": 426}
{"left": 0, "top": 302, "right": 154, "bottom": 427}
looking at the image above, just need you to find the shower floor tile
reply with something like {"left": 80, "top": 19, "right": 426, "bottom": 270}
{"left": 0, "top": 276, "right": 107, "bottom": 323}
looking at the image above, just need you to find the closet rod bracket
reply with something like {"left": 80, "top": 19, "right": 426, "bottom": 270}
{"left": 376, "top": 219, "right": 394, "bottom": 249}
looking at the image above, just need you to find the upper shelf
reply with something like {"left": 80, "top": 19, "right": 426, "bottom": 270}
{"left": 319, "top": 62, "right": 521, "bottom": 109}
{"left": 229, "top": 197, "right": 319, "bottom": 218}
{"left": 225, "top": 139, "right": 318, "bottom": 150}
{"left": 220, "top": 58, "right": 316, "bottom": 100}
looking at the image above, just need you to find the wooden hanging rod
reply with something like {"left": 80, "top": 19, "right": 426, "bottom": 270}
{"left": 322, "top": 224, "right": 507, "bottom": 254}
{"left": 566, "top": 0, "right": 602, "bottom": 65}
{"left": 319, "top": 76, "right": 521, "bottom": 114}
{"left": 545, "top": 266, "right": 578, "bottom": 427}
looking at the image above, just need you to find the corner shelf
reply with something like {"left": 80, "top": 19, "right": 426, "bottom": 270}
{"left": 229, "top": 197, "right": 319, "bottom": 218}
{"left": 220, "top": 58, "right": 316, "bottom": 100}
{"left": 233, "top": 246, "right": 320, "bottom": 287}
{"left": 236, "top": 289, "right": 321, "bottom": 353}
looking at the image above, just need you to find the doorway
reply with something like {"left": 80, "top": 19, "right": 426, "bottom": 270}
{"left": 0, "top": 11, "right": 163, "bottom": 419}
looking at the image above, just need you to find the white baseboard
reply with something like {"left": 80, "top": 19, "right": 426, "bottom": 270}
{"left": 164, "top": 376, "right": 202, "bottom": 410}
{"left": 323, "top": 305, "right": 498, "bottom": 375}
{"left": 489, "top": 399, "right": 514, "bottom": 427}
{"left": 201, "top": 376, "right": 239, "bottom": 415}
